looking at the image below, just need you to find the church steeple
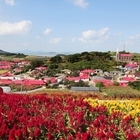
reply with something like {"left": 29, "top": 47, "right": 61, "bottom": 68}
{"left": 116, "top": 47, "right": 119, "bottom": 61}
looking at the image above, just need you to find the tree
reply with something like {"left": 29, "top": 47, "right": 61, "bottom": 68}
{"left": 128, "top": 81, "right": 140, "bottom": 90}
{"left": 50, "top": 55, "right": 62, "bottom": 63}
{"left": 30, "top": 59, "right": 44, "bottom": 70}
{"left": 66, "top": 53, "right": 80, "bottom": 63}
{"left": 95, "top": 82, "right": 104, "bottom": 91}
{"left": 49, "top": 64, "right": 58, "bottom": 69}
{"left": 113, "top": 81, "right": 120, "bottom": 86}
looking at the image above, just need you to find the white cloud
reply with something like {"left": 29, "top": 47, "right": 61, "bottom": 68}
{"left": 22, "top": 42, "right": 29, "bottom": 46}
{"left": 50, "top": 38, "right": 62, "bottom": 44}
{"left": 71, "top": 37, "right": 76, "bottom": 42}
{"left": 114, "top": 31, "right": 122, "bottom": 36}
{"left": 5, "top": 0, "right": 15, "bottom": 6}
{"left": 129, "top": 34, "right": 140, "bottom": 40}
{"left": 72, "top": 0, "right": 89, "bottom": 8}
{"left": 78, "top": 28, "right": 109, "bottom": 43}
{"left": 124, "top": 41, "right": 133, "bottom": 46}
{"left": 43, "top": 28, "right": 53, "bottom": 35}
{"left": 123, "top": 33, "right": 140, "bottom": 47}
{"left": 36, "top": 36, "right": 41, "bottom": 39}
{"left": 0, "top": 20, "right": 32, "bottom": 35}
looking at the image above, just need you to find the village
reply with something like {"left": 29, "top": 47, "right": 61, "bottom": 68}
{"left": 0, "top": 51, "right": 139, "bottom": 93}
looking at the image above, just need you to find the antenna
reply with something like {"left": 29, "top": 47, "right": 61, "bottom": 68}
{"left": 123, "top": 44, "right": 125, "bottom": 52}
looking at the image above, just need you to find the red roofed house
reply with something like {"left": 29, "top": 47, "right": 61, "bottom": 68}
{"left": 65, "top": 77, "right": 81, "bottom": 82}
{"left": 93, "top": 79, "right": 113, "bottom": 86}
{"left": 0, "top": 61, "right": 14, "bottom": 70}
{"left": 79, "top": 69, "right": 94, "bottom": 81}
{"left": 121, "top": 77, "right": 135, "bottom": 82}
{"left": 80, "top": 74, "right": 89, "bottom": 82}
{"left": 35, "top": 66, "right": 47, "bottom": 71}
{"left": 20, "top": 79, "right": 46, "bottom": 86}
{"left": 116, "top": 50, "right": 132, "bottom": 62}
{"left": 125, "top": 62, "right": 139, "bottom": 71}
{"left": 44, "top": 77, "right": 57, "bottom": 83}
{"left": 80, "top": 69, "right": 94, "bottom": 75}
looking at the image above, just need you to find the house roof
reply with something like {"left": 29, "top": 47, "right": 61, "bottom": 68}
{"left": 80, "top": 75, "right": 89, "bottom": 79}
{"left": 0, "top": 66, "right": 11, "bottom": 69}
{"left": 92, "top": 76, "right": 105, "bottom": 80}
{"left": 93, "top": 79, "right": 113, "bottom": 86}
{"left": 119, "top": 53, "right": 132, "bottom": 57}
{"left": 35, "top": 66, "right": 47, "bottom": 70}
{"left": 125, "top": 63, "right": 137, "bottom": 68}
{"left": 0, "top": 79, "right": 12, "bottom": 84}
{"left": 23, "top": 79, "right": 46, "bottom": 85}
{"left": 70, "top": 86, "right": 99, "bottom": 92}
{"left": 121, "top": 77, "right": 135, "bottom": 82}
{"left": 44, "top": 77, "right": 57, "bottom": 83}
{"left": 135, "top": 71, "right": 140, "bottom": 77}
{"left": 66, "top": 77, "right": 81, "bottom": 81}
{"left": 1, "top": 72, "right": 13, "bottom": 77}
{"left": 80, "top": 69, "right": 94, "bottom": 73}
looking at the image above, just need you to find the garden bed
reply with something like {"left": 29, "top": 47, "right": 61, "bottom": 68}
{"left": 0, "top": 93, "right": 140, "bottom": 139}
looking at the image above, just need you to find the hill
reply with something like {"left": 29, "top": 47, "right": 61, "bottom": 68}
{"left": 0, "top": 49, "right": 9, "bottom": 54}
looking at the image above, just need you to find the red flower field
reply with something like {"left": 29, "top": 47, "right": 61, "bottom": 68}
{"left": 0, "top": 93, "right": 140, "bottom": 140}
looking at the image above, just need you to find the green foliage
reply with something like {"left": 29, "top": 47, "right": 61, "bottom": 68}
{"left": 95, "top": 82, "right": 104, "bottom": 91}
{"left": 15, "top": 53, "right": 27, "bottom": 58}
{"left": 102, "top": 86, "right": 140, "bottom": 99}
{"left": 30, "top": 59, "right": 45, "bottom": 70}
{"left": 45, "top": 69, "right": 58, "bottom": 77}
{"left": 62, "top": 51, "right": 116, "bottom": 71}
{"left": 2, "top": 53, "right": 27, "bottom": 58}
{"left": 113, "top": 81, "right": 120, "bottom": 86}
{"left": 64, "top": 80, "right": 89, "bottom": 89}
{"left": 50, "top": 55, "right": 62, "bottom": 63}
{"left": 43, "top": 51, "right": 116, "bottom": 71}
{"left": 128, "top": 81, "right": 140, "bottom": 90}
{"left": 66, "top": 53, "right": 81, "bottom": 63}
{"left": 22, "top": 65, "right": 32, "bottom": 73}
{"left": 49, "top": 64, "right": 58, "bottom": 69}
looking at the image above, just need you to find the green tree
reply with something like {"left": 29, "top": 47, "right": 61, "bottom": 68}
{"left": 96, "top": 82, "right": 104, "bottom": 91}
{"left": 49, "top": 64, "right": 58, "bottom": 69}
{"left": 128, "top": 81, "right": 140, "bottom": 90}
{"left": 113, "top": 81, "right": 120, "bottom": 86}
{"left": 50, "top": 55, "right": 62, "bottom": 63}
{"left": 30, "top": 59, "right": 44, "bottom": 70}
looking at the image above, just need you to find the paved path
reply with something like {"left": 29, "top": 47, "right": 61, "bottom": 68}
{"left": 12, "top": 87, "right": 46, "bottom": 94}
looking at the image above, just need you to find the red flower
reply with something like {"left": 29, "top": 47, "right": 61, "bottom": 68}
{"left": 8, "top": 129, "right": 15, "bottom": 139}
{"left": 15, "top": 129, "right": 22, "bottom": 138}
{"left": 106, "top": 131, "right": 114, "bottom": 139}
{"left": 34, "top": 127, "right": 40, "bottom": 137}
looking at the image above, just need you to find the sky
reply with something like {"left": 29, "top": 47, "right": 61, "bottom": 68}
{"left": 0, "top": 0, "right": 140, "bottom": 54}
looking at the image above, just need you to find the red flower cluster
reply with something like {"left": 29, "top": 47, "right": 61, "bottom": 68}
{"left": 0, "top": 93, "right": 140, "bottom": 139}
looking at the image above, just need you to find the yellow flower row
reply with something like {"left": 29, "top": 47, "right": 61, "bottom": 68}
{"left": 84, "top": 98, "right": 140, "bottom": 118}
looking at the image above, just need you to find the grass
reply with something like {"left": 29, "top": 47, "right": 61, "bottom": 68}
{"left": 0, "top": 69, "right": 9, "bottom": 74}
{"left": 28, "top": 88, "right": 101, "bottom": 98}
{"left": 15, "top": 85, "right": 140, "bottom": 99}
{"left": 102, "top": 86, "right": 140, "bottom": 98}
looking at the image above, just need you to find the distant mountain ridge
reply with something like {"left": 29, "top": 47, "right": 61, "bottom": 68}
{"left": 0, "top": 49, "right": 9, "bottom": 54}
{"left": 18, "top": 49, "right": 74, "bottom": 56}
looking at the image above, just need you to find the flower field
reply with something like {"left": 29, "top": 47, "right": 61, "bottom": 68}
{"left": 0, "top": 93, "right": 140, "bottom": 140}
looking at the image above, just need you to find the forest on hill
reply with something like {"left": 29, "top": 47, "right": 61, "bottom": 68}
{"left": 1, "top": 50, "right": 140, "bottom": 74}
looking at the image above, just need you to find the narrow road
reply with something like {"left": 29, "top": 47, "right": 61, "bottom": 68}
{"left": 12, "top": 86, "right": 46, "bottom": 94}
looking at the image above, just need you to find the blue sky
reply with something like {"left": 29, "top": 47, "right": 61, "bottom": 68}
{"left": 0, "top": 0, "right": 140, "bottom": 53}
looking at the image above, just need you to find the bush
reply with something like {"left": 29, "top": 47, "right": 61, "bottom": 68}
{"left": 113, "top": 81, "right": 120, "bottom": 86}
